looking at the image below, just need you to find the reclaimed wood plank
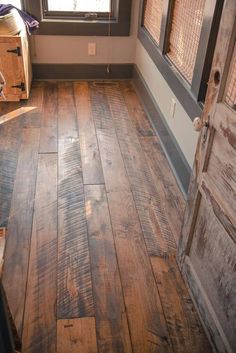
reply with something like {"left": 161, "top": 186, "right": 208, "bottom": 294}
{"left": 22, "top": 82, "right": 44, "bottom": 128}
{"left": 90, "top": 83, "right": 173, "bottom": 353}
{"left": 119, "top": 81, "right": 154, "bottom": 137}
{"left": 74, "top": 82, "right": 104, "bottom": 185}
{"left": 57, "top": 82, "right": 94, "bottom": 319}
{"left": 57, "top": 318, "right": 97, "bottom": 353}
{"left": 106, "top": 84, "right": 211, "bottom": 353}
{"left": 0, "top": 103, "right": 22, "bottom": 228}
{"left": 85, "top": 184, "right": 132, "bottom": 353}
{"left": 120, "top": 81, "right": 185, "bottom": 242}
{"left": 2, "top": 128, "right": 40, "bottom": 337}
{"left": 106, "top": 84, "right": 176, "bottom": 257}
{"left": 141, "top": 136, "right": 185, "bottom": 243}
{"left": 39, "top": 82, "right": 58, "bottom": 153}
{"left": 22, "top": 154, "right": 57, "bottom": 353}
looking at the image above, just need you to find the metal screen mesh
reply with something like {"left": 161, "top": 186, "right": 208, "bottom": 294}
{"left": 225, "top": 50, "right": 236, "bottom": 110}
{"left": 143, "top": 0, "right": 164, "bottom": 45}
{"left": 167, "top": 0, "right": 206, "bottom": 83}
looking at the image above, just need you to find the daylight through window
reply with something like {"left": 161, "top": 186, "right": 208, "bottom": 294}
{"left": 0, "top": 0, "right": 22, "bottom": 9}
{"left": 47, "top": 0, "right": 111, "bottom": 13}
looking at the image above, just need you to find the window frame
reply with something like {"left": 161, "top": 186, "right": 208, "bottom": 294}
{"left": 23, "top": 0, "right": 131, "bottom": 36}
{"left": 42, "top": 0, "right": 113, "bottom": 21}
{"left": 138, "top": 0, "right": 224, "bottom": 120}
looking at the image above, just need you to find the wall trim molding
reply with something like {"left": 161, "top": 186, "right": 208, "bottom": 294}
{"left": 133, "top": 65, "right": 191, "bottom": 196}
{"left": 32, "top": 64, "right": 133, "bottom": 79}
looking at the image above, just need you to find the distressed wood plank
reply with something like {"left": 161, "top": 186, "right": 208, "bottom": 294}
{"left": 57, "top": 82, "right": 94, "bottom": 319}
{"left": 57, "top": 318, "right": 97, "bottom": 353}
{"left": 2, "top": 128, "right": 40, "bottom": 337}
{"left": 106, "top": 84, "right": 177, "bottom": 257}
{"left": 151, "top": 254, "right": 212, "bottom": 353}
{"left": 85, "top": 185, "right": 132, "bottom": 353}
{"left": 119, "top": 81, "right": 154, "bottom": 137}
{"left": 140, "top": 136, "right": 185, "bottom": 243}
{"left": 40, "top": 82, "right": 58, "bottom": 153}
{"left": 0, "top": 103, "right": 22, "bottom": 228}
{"left": 90, "top": 83, "right": 173, "bottom": 353}
{"left": 74, "top": 82, "right": 104, "bottom": 185}
{"left": 104, "top": 84, "right": 211, "bottom": 353}
{"left": 22, "top": 154, "right": 57, "bottom": 353}
{"left": 22, "top": 82, "right": 44, "bottom": 128}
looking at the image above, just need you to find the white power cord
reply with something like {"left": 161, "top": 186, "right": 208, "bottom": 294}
{"left": 0, "top": 71, "right": 6, "bottom": 100}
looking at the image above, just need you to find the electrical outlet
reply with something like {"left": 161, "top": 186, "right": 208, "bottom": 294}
{"left": 88, "top": 42, "right": 96, "bottom": 56}
{"left": 170, "top": 98, "right": 176, "bottom": 118}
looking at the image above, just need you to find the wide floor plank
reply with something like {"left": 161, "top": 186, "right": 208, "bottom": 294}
{"left": 22, "top": 154, "right": 57, "bottom": 353}
{"left": 39, "top": 82, "right": 58, "bottom": 153}
{"left": 74, "top": 82, "right": 104, "bottom": 185}
{"left": 90, "top": 83, "right": 173, "bottom": 353}
{"left": 57, "top": 318, "right": 98, "bottom": 353}
{"left": 2, "top": 128, "right": 40, "bottom": 337}
{"left": 57, "top": 83, "right": 94, "bottom": 319}
{"left": 85, "top": 185, "right": 132, "bottom": 353}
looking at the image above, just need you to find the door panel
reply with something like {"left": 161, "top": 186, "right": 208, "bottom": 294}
{"left": 189, "top": 199, "right": 236, "bottom": 349}
{"left": 178, "top": 1, "right": 236, "bottom": 352}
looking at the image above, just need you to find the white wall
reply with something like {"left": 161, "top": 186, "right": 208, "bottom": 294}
{"left": 135, "top": 40, "right": 199, "bottom": 167}
{"left": 31, "top": 0, "right": 139, "bottom": 64}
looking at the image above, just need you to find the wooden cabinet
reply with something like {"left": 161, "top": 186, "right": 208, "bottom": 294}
{"left": 0, "top": 29, "right": 32, "bottom": 102}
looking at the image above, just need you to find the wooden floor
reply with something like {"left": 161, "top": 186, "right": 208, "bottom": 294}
{"left": 0, "top": 81, "right": 212, "bottom": 353}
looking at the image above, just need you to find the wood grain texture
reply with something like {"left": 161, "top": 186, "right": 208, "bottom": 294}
{"left": 2, "top": 128, "right": 40, "bottom": 337}
{"left": 120, "top": 81, "right": 185, "bottom": 243}
{"left": 74, "top": 82, "right": 104, "bottom": 185}
{"left": 0, "top": 84, "right": 44, "bottom": 229}
{"left": 22, "top": 154, "right": 57, "bottom": 353}
{"left": 85, "top": 185, "right": 132, "bottom": 353}
{"left": 90, "top": 83, "right": 173, "bottom": 353}
{"left": 106, "top": 84, "right": 176, "bottom": 257}
{"left": 57, "top": 318, "right": 98, "bottom": 353}
{"left": 140, "top": 136, "right": 185, "bottom": 243}
{"left": 105, "top": 84, "right": 211, "bottom": 353}
{"left": 0, "top": 103, "right": 22, "bottom": 227}
{"left": 57, "top": 82, "right": 94, "bottom": 319}
{"left": 39, "top": 82, "right": 58, "bottom": 153}
{"left": 120, "top": 81, "right": 154, "bottom": 137}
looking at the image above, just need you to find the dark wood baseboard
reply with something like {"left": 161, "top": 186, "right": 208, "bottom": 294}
{"left": 32, "top": 64, "right": 133, "bottom": 80}
{"left": 133, "top": 65, "right": 191, "bottom": 197}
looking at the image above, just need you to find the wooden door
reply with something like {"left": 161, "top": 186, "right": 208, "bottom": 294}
{"left": 178, "top": 1, "right": 236, "bottom": 353}
{"left": 0, "top": 36, "right": 25, "bottom": 101}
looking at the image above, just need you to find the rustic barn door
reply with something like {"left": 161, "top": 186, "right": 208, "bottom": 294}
{"left": 178, "top": 1, "right": 236, "bottom": 353}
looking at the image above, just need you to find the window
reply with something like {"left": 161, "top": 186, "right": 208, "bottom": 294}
{"left": 167, "top": 0, "right": 206, "bottom": 83}
{"left": 47, "top": 0, "right": 111, "bottom": 13}
{"left": 0, "top": 0, "right": 22, "bottom": 9}
{"left": 26, "top": 0, "right": 131, "bottom": 36}
{"left": 143, "top": 0, "right": 164, "bottom": 46}
{"left": 138, "top": 0, "right": 223, "bottom": 119}
{"left": 43, "top": 0, "right": 112, "bottom": 20}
